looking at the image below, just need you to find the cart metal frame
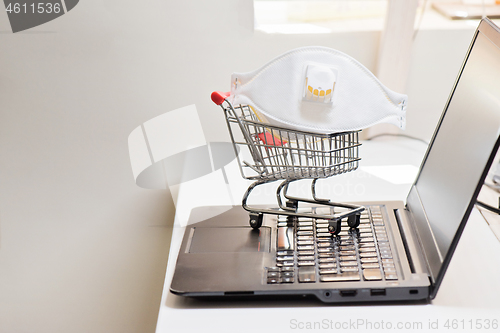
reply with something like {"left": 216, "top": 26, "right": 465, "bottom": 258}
{"left": 212, "top": 91, "right": 365, "bottom": 234}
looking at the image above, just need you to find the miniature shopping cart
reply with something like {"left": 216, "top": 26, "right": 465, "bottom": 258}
{"left": 211, "top": 91, "right": 365, "bottom": 235}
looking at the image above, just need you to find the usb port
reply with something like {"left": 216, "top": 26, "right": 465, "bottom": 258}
{"left": 339, "top": 290, "right": 357, "bottom": 297}
{"left": 370, "top": 289, "right": 386, "bottom": 296}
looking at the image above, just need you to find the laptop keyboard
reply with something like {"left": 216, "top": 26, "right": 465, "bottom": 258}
{"left": 266, "top": 205, "right": 398, "bottom": 284}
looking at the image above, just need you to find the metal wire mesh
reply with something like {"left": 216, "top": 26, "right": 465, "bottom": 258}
{"left": 224, "top": 104, "right": 361, "bottom": 181}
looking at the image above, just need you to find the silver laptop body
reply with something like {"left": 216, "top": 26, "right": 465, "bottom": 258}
{"left": 170, "top": 18, "right": 500, "bottom": 303}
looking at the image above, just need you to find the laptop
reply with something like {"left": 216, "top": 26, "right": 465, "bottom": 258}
{"left": 169, "top": 18, "right": 500, "bottom": 303}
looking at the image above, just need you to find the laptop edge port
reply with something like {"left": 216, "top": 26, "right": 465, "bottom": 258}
{"left": 339, "top": 290, "right": 357, "bottom": 297}
{"left": 370, "top": 289, "right": 386, "bottom": 296}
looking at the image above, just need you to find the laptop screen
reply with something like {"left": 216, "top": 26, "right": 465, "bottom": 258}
{"left": 409, "top": 19, "right": 500, "bottom": 291}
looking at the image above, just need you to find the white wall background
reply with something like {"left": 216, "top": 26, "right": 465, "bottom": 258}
{"left": 0, "top": 0, "right": 477, "bottom": 332}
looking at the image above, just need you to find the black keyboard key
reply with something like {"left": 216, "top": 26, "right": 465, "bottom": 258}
{"left": 320, "top": 272, "right": 360, "bottom": 282}
{"left": 298, "top": 266, "right": 316, "bottom": 283}
{"left": 277, "top": 227, "right": 295, "bottom": 251}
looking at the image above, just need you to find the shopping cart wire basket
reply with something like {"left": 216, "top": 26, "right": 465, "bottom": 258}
{"left": 211, "top": 91, "right": 365, "bottom": 235}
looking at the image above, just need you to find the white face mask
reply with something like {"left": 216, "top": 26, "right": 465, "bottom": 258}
{"left": 230, "top": 46, "right": 407, "bottom": 134}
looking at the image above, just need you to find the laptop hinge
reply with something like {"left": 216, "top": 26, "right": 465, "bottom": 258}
{"left": 405, "top": 186, "right": 443, "bottom": 287}
{"left": 393, "top": 207, "right": 430, "bottom": 278}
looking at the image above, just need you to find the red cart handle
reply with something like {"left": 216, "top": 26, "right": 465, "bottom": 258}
{"left": 211, "top": 91, "right": 230, "bottom": 105}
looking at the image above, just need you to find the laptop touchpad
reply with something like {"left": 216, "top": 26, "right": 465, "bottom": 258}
{"left": 188, "top": 227, "right": 271, "bottom": 253}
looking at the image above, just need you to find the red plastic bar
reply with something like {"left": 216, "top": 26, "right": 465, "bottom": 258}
{"left": 211, "top": 91, "right": 230, "bottom": 105}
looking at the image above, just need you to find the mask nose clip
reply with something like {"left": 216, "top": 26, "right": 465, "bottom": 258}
{"left": 303, "top": 64, "right": 337, "bottom": 103}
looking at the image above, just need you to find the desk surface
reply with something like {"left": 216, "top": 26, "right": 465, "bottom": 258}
{"left": 156, "top": 139, "right": 500, "bottom": 333}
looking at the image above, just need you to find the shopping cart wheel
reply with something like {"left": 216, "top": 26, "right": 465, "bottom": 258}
{"left": 347, "top": 214, "right": 361, "bottom": 228}
{"left": 249, "top": 212, "right": 263, "bottom": 229}
{"left": 328, "top": 220, "right": 341, "bottom": 236}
